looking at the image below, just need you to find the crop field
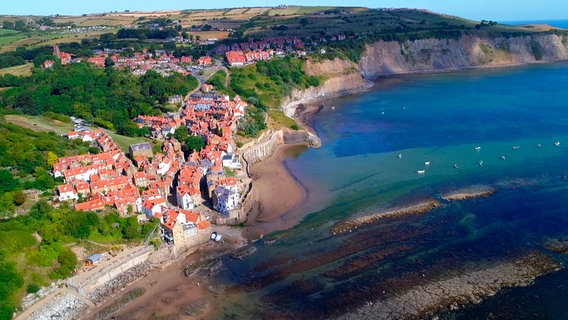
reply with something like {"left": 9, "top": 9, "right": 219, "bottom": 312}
{"left": 55, "top": 15, "right": 136, "bottom": 27}
{"left": 0, "top": 63, "right": 32, "bottom": 77}
{"left": 0, "top": 29, "right": 116, "bottom": 53}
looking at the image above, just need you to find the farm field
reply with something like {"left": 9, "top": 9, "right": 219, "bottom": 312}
{"left": 0, "top": 63, "right": 33, "bottom": 77}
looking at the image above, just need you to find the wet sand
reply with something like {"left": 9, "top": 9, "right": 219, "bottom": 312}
{"left": 242, "top": 143, "right": 309, "bottom": 240}
{"left": 87, "top": 232, "right": 243, "bottom": 320}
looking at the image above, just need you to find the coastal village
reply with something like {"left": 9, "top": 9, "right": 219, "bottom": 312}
{"left": 52, "top": 81, "right": 252, "bottom": 256}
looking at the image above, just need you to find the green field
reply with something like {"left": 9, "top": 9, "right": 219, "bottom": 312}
{"left": 105, "top": 130, "right": 149, "bottom": 153}
{"left": 4, "top": 114, "right": 149, "bottom": 153}
{"left": 4, "top": 114, "right": 74, "bottom": 134}
{"left": 0, "top": 34, "right": 26, "bottom": 46}
{"left": 0, "top": 29, "right": 21, "bottom": 36}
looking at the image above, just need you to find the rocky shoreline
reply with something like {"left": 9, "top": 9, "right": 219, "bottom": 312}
{"left": 27, "top": 292, "right": 89, "bottom": 320}
{"left": 331, "top": 200, "right": 442, "bottom": 235}
{"left": 334, "top": 251, "right": 562, "bottom": 320}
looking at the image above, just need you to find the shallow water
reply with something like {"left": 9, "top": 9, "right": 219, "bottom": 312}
{"left": 212, "top": 63, "right": 568, "bottom": 319}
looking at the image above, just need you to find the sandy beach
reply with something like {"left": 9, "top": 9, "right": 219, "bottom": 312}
{"left": 85, "top": 225, "right": 247, "bottom": 320}
{"left": 242, "top": 143, "right": 309, "bottom": 240}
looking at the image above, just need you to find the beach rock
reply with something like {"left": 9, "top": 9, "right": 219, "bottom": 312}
{"left": 229, "top": 245, "right": 257, "bottom": 260}
{"left": 441, "top": 186, "right": 498, "bottom": 201}
{"left": 544, "top": 237, "right": 568, "bottom": 254}
{"left": 331, "top": 200, "right": 442, "bottom": 235}
{"left": 333, "top": 251, "right": 562, "bottom": 320}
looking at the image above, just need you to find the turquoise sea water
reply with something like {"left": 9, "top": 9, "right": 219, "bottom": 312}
{"left": 213, "top": 63, "right": 568, "bottom": 319}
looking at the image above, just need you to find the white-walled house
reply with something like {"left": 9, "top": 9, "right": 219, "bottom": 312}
{"left": 222, "top": 154, "right": 242, "bottom": 170}
{"left": 213, "top": 186, "right": 240, "bottom": 215}
{"left": 176, "top": 187, "right": 196, "bottom": 210}
{"left": 57, "top": 184, "right": 78, "bottom": 201}
{"left": 141, "top": 197, "right": 167, "bottom": 219}
{"left": 157, "top": 158, "right": 172, "bottom": 176}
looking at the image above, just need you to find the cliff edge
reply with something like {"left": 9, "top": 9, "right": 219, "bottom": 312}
{"left": 282, "top": 33, "right": 568, "bottom": 118}
{"left": 360, "top": 33, "right": 568, "bottom": 79}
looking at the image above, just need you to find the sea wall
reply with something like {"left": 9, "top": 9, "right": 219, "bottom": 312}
{"left": 242, "top": 130, "right": 283, "bottom": 165}
{"left": 66, "top": 246, "right": 152, "bottom": 297}
{"left": 360, "top": 33, "right": 568, "bottom": 80}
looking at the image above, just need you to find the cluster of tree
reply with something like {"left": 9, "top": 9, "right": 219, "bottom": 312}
{"left": 138, "top": 17, "right": 176, "bottom": 27}
{"left": 2, "top": 20, "right": 30, "bottom": 31}
{"left": 116, "top": 28, "right": 180, "bottom": 40}
{"left": 0, "top": 201, "right": 158, "bottom": 318}
{"left": 0, "top": 64, "right": 198, "bottom": 136}
{"left": 0, "top": 45, "right": 54, "bottom": 69}
{"left": 172, "top": 127, "right": 206, "bottom": 155}
{"left": 255, "top": 57, "right": 320, "bottom": 90}
{"left": 0, "top": 73, "right": 23, "bottom": 87}
{"left": 476, "top": 20, "right": 498, "bottom": 29}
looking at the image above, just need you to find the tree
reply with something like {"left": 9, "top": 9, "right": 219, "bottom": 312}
{"left": 47, "top": 151, "right": 59, "bottom": 166}
{"left": 104, "top": 57, "right": 115, "bottom": 68}
{"left": 173, "top": 126, "right": 189, "bottom": 142}
{"left": 2, "top": 21, "right": 14, "bottom": 30}
{"left": 14, "top": 20, "right": 28, "bottom": 31}
{"left": 13, "top": 190, "right": 26, "bottom": 206}
{"left": 50, "top": 248, "right": 77, "bottom": 279}
{"left": 0, "top": 170, "right": 19, "bottom": 194}
{"left": 15, "top": 93, "right": 36, "bottom": 115}
{"left": 186, "top": 135, "right": 205, "bottom": 152}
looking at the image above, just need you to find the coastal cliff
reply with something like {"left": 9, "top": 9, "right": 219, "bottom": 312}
{"left": 282, "top": 33, "right": 568, "bottom": 117}
{"left": 282, "top": 58, "right": 372, "bottom": 117}
{"left": 360, "top": 33, "right": 568, "bottom": 79}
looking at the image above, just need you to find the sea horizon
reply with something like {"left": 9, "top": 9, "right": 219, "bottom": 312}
{"left": 502, "top": 18, "right": 568, "bottom": 28}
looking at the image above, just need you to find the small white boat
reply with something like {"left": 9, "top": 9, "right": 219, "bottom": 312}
{"left": 512, "top": 146, "right": 520, "bottom": 150}
{"left": 424, "top": 161, "right": 431, "bottom": 166}
{"left": 397, "top": 153, "right": 403, "bottom": 159}
{"left": 417, "top": 170, "right": 425, "bottom": 174}
{"left": 478, "top": 160, "right": 484, "bottom": 166}
{"left": 453, "top": 163, "right": 459, "bottom": 169}
{"left": 474, "top": 146, "right": 481, "bottom": 151}
{"left": 555, "top": 141, "right": 560, "bottom": 146}
{"left": 501, "top": 155, "right": 506, "bottom": 160}
{"left": 537, "top": 143, "right": 542, "bottom": 149}
{"left": 331, "top": 106, "right": 335, "bottom": 110}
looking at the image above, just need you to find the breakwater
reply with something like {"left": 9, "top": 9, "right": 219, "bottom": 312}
{"left": 331, "top": 200, "right": 442, "bottom": 235}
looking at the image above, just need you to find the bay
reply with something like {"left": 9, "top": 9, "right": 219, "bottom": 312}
{"left": 212, "top": 63, "right": 568, "bottom": 319}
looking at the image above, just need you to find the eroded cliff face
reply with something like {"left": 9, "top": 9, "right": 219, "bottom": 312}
{"left": 282, "top": 33, "right": 568, "bottom": 116}
{"left": 282, "top": 58, "right": 371, "bottom": 117}
{"left": 360, "top": 33, "right": 568, "bottom": 80}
